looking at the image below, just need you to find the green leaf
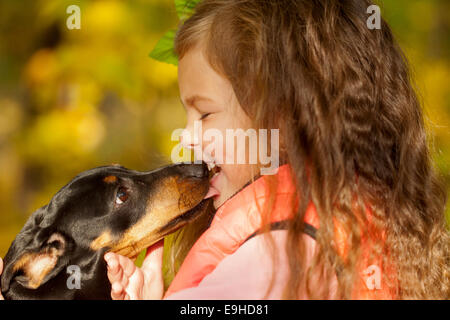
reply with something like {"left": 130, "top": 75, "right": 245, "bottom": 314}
{"left": 175, "top": 0, "right": 201, "bottom": 20}
{"left": 149, "top": 0, "right": 202, "bottom": 65}
{"left": 149, "top": 29, "right": 179, "bottom": 66}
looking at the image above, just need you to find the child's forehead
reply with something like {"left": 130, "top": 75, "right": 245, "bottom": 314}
{"left": 178, "top": 45, "right": 209, "bottom": 70}
{"left": 179, "top": 52, "right": 233, "bottom": 102}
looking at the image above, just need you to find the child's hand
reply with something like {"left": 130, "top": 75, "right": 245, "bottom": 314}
{"left": 104, "top": 239, "right": 164, "bottom": 300}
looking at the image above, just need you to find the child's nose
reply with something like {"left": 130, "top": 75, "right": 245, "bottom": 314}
{"left": 179, "top": 124, "right": 200, "bottom": 149}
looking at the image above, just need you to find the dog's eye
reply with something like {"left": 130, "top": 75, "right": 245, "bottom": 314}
{"left": 115, "top": 187, "right": 129, "bottom": 205}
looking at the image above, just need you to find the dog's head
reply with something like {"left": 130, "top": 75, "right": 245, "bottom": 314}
{"left": 1, "top": 162, "right": 213, "bottom": 299}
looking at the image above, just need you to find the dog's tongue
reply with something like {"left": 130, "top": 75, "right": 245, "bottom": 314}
{"left": 204, "top": 186, "right": 220, "bottom": 199}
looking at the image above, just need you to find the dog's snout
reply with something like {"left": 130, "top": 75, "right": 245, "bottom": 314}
{"left": 182, "top": 162, "right": 209, "bottom": 179}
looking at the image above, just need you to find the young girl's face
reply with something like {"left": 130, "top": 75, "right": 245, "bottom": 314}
{"left": 178, "top": 46, "right": 256, "bottom": 208}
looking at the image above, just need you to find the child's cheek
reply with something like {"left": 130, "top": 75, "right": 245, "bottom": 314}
{"left": 222, "top": 163, "right": 252, "bottom": 191}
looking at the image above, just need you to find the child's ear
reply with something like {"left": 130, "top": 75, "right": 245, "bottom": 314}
{"left": 2, "top": 232, "right": 66, "bottom": 291}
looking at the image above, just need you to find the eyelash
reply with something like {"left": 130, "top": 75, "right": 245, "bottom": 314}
{"left": 199, "top": 113, "right": 211, "bottom": 120}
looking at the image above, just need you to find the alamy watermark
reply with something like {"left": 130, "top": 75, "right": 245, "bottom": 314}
{"left": 66, "top": 265, "right": 81, "bottom": 290}
{"left": 366, "top": 5, "right": 381, "bottom": 30}
{"left": 363, "top": 265, "right": 382, "bottom": 290}
{"left": 66, "top": 5, "right": 81, "bottom": 30}
{"left": 171, "top": 121, "right": 280, "bottom": 175}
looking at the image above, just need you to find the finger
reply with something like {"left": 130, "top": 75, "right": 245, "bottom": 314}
{"left": 105, "top": 252, "right": 119, "bottom": 274}
{"left": 118, "top": 254, "right": 136, "bottom": 278}
{"left": 125, "top": 268, "right": 144, "bottom": 300}
{"left": 111, "top": 282, "right": 125, "bottom": 300}
{"left": 105, "top": 253, "right": 124, "bottom": 284}
{"left": 117, "top": 255, "right": 135, "bottom": 288}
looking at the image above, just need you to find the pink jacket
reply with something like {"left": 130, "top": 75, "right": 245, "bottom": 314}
{"left": 165, "top": 230, "right": 320, "bottom": 299}
{"left": 164, "top": 165, "right": 395, "bottom": 299}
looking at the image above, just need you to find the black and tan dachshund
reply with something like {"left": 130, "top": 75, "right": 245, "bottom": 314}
{"left": 1, "top": 162, "right": 214, "bottom": 300}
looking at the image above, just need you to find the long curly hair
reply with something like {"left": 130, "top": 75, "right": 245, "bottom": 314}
{"left": 168, "top": 0, "right": 449, "bottom": 299}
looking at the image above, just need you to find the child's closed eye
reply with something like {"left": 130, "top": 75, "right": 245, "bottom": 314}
{"left": 199, "top": 112, "right": 211, "bottom": 120}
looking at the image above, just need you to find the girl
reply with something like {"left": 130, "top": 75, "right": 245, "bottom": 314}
{"left": 104, "top": 0, "right": 449, "bottom": 300}
{"left": 2, "top": 0, "right": 447, "bottom": 300}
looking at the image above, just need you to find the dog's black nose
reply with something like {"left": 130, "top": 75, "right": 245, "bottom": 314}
{"left": 183, "top": 162, "right": 209, "bottom": 178}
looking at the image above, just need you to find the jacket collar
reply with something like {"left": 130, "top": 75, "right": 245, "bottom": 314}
{"left": 164, "top": 164, "right": 318, "bottom": 297}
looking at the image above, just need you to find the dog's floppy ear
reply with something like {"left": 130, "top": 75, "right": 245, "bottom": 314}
{"left": 8, "top": 233, "right": 66, "bottom": 290}
{"left": 1, "top": 206, "right": 67, "bottom": 293}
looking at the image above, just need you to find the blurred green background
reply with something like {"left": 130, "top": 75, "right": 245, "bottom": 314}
{"left": 0, "top": 0, "right": 449, "bottom": 262}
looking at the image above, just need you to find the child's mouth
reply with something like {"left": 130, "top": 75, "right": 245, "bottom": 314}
{"left": 205, "top": 163, "right": 221, "bottom": 199}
